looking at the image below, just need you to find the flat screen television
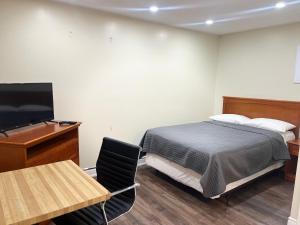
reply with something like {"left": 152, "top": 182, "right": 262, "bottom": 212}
{"left": 0, "top": 83, "right": 54, "bottom": 132}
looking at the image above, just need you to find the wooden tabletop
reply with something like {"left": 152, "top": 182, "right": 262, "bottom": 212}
{"left": 0, "top": 160, "right": 110, "bottom": 225}
{"left": 0, "top": 123, "right": 81, "bottom": 147}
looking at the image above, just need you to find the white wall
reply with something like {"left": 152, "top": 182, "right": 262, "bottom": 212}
{"left": 0, "top": 0, "right": 219, "bottom": 167}
{"left": 214, "top": 22, "right": 300, "bottom": 113}
{"left": 1, "top": 0, "right": 300, "bottom": 221}
{"left": 214, "top": 22, "right": 300, "bottom": 222}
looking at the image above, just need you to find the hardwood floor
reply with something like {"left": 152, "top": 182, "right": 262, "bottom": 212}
{"left": 111, "top": 166, "right": 294, "bottom": 225}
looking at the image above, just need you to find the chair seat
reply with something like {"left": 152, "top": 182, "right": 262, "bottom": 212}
{"left": 53, "top": 194, "right": 133, "bottom": 225}
{"left": 53, "top": 137, "right": 140, "bottom": 225}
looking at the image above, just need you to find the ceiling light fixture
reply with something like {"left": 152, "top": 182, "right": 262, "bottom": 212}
{"left": 205, "top": 19, "right": 214, "bottom": 25}
{"left": 275, "top": 1, "right": 286, "bottom": 9}
{"left": 149, "top": 5, "right": 159, "bottom": 13}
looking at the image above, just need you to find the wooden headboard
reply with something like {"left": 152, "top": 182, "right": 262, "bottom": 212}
{"left": 223, "top": 96, "right": 300, "bottom": 138}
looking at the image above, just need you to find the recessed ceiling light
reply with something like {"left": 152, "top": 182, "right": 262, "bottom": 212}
{"left": 205, "top": 19, "right": 214, "bottom": 25}
{"left": 149, "top": 5, "right": 159, "bottom": 13}
{"left": 275, "top": 2, "right": 286, "bottom": 9}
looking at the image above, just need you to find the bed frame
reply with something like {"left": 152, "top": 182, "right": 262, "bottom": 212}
{"left": 221, "top": 96, "right": 300, "bottom": 204}
{"left": 146, "top": 96, "right": 300, "bottom": 204}
{"left": 223, "top": 96, "right": 300, "bottom": 138}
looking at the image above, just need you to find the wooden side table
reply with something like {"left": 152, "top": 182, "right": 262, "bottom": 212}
{"left": 285, "top": 139, "right": 300, "bottom": 182}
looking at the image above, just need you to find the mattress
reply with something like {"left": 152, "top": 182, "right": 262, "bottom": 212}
{"left": 145, "top": 131, "right": 294, "bottom": 199}
{"left": 146, "top": 154, "right": 284, "bottom": 199}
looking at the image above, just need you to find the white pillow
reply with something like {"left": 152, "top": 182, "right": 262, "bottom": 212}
{"left": 242, "top": 118, "right": 296, "bottom": 133}
{"left": 209, "top": 114, "right": 250, "bottom": 124}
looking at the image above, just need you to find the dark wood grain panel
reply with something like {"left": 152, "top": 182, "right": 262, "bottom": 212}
{"left": 288, "top": 139, "right": 300, "bottom": 148}
{"left": 0, "top": 122, "right": 81, "bottom": 147}
{"left": 285, "top": 140, "right": 299, "bottom": 182}
{"left": 0, "top": 146, "right": 26, "bottom": 172}
{"left": 223, "top": 96, "right": 300, "bottom": 138}
{"left": 289, "top": 144, "right": 299, "bottom": 157}
{"left": 0, "top": 123, "right": 80, "bottom": 172}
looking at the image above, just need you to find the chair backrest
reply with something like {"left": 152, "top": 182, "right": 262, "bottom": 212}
{"left": 96, "top": 137, "right": 141, "bottom": 193}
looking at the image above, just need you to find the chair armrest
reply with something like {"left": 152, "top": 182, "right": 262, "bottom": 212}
{"left": 111, "top": 183, "right": 140, "bottom": 197}
{"left": 83, "top": 167, "right": 96, "bottom": 171}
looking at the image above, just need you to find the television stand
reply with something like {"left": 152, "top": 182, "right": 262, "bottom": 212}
{"left": 0, "top": 122, "right": 81, "bottom": 172}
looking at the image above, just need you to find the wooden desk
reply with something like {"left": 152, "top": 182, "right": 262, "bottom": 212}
{"left": 0, "top": 123, "right": 81, "bottom": 172}
{"left": 0, "top": 160, "right": 110, "bottom": 225}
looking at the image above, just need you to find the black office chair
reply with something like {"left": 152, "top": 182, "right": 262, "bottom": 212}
{"left": 53, "top": 137, "right": 141, "bottom": 225}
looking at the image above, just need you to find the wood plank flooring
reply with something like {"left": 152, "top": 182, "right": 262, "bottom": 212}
{"left": 111, "top": 166, "right": 294, "bottom": 225}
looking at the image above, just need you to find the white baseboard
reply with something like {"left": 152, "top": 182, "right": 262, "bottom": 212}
{"left": 84, "top": 158, "right": 146, "bottom": 178}
{"left": 288, "top": 217, "right": 297, "bottom": 225}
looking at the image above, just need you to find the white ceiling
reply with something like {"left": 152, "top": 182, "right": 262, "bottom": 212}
{"left": 53, "top": 0, "right": 300, "bottom": 34}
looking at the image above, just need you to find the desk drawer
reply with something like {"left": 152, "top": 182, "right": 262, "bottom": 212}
{"left": 289, "top": 144, "right": 299, "bottom": 156}
{"left": 26, "top": 134, "right": 79, "bottom": 167}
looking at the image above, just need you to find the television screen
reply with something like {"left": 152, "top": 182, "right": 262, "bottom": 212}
{"left": 0, "top": 83, "right": 54, "bottom": 132}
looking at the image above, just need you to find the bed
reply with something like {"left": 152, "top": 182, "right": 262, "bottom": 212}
{"left": 141, "top": 97, "right": 300, "bottom": 199}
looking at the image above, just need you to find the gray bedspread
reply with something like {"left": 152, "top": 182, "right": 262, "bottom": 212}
{"left": 141, "top": 121, "right": 290, "bottom": 198}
